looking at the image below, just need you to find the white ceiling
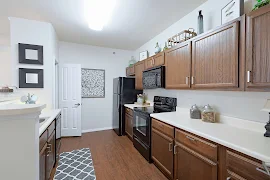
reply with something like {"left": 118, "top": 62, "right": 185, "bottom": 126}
{"left": 0, "top": 0, "right": 206, "bottom": 50}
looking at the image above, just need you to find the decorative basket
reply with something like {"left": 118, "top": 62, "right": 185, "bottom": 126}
{"left": 168, "top": 28, "right": 197, "bottom": 47}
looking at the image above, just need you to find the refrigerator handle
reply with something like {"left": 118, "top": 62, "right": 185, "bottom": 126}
{"left": 117, "top": 78, "right": 120, "bottom": 94}
{"left": 117, "top": 95, "right": 119, "bottom": 112}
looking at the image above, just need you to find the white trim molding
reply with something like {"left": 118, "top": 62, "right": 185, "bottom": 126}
{"left": 82, "top": 127, "right": 113, "bottom": 133}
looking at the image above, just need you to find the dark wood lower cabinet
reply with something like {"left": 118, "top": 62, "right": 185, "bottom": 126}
{"left": 227, "top": 170, "right": 247, "bottom": 180}
{"left": 39, "top": 120, "right": 56, "bottom": 180}
{"left": 152, "top": 128, "right": 174, "bottom": 180}
{"left": 174, "top": 142, "right": 217, "bottom": 180}
{"left": 40, "top": 143, "right": 47, "bottom": 180}
{"left": 125, "top": 113, "right": 133, "bottom": 140}
{"left": 46, "top": 130, "right": 56, "bottom": 179}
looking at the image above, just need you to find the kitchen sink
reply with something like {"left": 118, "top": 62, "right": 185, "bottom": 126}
{"left": 39, "top": 118, "right": 46, "bottom": 124}
{"left": 39, "top": 117, "right": 49, "bottom": 127}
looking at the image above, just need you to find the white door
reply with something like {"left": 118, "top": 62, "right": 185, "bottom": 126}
{"left": 59, "top": 64, "right": 82, "bottom": 137}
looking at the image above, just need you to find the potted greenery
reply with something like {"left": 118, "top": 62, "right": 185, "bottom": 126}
{"left": 253, "top": 0, "right": 270, "bottom": 11}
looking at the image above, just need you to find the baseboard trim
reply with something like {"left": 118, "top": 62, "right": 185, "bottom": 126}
{"left": 82, "top": 127, "right": 113, "bottom": 133}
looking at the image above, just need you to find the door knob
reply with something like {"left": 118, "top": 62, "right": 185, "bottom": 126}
{"left": 74, "top": 103, "right": 81, "bottom": 106}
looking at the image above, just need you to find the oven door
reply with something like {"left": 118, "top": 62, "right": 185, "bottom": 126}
{"left": 133, "top": 111, "right": 150, "bottom": 146}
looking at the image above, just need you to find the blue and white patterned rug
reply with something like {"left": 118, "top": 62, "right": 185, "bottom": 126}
{"left": 54, "top": 148, "right": 96, "bottom": 180}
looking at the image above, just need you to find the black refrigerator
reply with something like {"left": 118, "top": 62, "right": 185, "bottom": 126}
{"left": 113, "top": 77, "right": 142, "bottom": 136}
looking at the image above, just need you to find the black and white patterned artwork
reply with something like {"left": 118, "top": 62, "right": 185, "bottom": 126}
{"left": 82, "top": 69, "right": 105, "bottom": 98}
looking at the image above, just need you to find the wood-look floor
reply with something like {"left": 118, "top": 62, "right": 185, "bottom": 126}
{"left": 50, "top": 130, "right": 167, "bottom": 180}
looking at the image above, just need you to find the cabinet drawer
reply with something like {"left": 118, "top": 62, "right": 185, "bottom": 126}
{"left": 226, "top": 150, "right": 270, "bottom": 180}
{"left": 175, "top": 129, "right": 217, "bottom": 162}
{"left": 47, "top": 120, "right": 55, "bottom": 137}
{"left": 126, "top": 108, "right": 133, "bottom": 116}
{"left": 39, "top": 130, "right": 47, "bottom": 151}
{"left": 227, "top": 170, "right": 247, "bottom": 180}
{"left": 152, "top": 119, "right": 174, "bottom": 138}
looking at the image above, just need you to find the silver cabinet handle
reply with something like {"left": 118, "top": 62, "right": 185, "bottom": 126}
{"left": 46, "top": 145, "right": 51, "bottom": 153}
{"left": 247, "top": 71, "right": 251, "bottom": 83}
{"left": 191, "top": 76, "right": 195, "bottom": 85}
{"left": 226, "top": 177, "right": 231, "bottom": 180}
{"left": 186, "top": 77, "right": 189, "bottom": 85}
{"left": 174, "top": 145, "right": 177, "bottom": 155}
{"left": 152, "top": 58, "right": 155, "bottom": 66}
{"left": 256, "top": 167, "right": 270, "bottom": 176}
{"left": 186, "top": 135, "right": 196, "bottom": 142}
{"left": 169, "top": 143, "right": 173, "bottom": 152}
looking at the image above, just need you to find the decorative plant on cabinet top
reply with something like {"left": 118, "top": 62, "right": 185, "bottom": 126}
{"left": 253, "top": 0, "right": 270, "bottom": 10}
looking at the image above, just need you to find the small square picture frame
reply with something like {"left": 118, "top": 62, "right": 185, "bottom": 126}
{"left": 221, "top": 0, "right": 244, "bottom": 24}
{"left": 19, "top": 68, "right": 44, "bottom": 88}
{"left": 19, "top": 43, "right": 43, "bottom": 65}
{"left": 139, "top": 50, "right": 148, "bottom": 61}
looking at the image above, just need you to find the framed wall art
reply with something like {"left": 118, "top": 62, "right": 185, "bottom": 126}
{"left": 221, "top": 0, "right": 244, "bottom": 24}
{"left": 81, "top": 68, "right": 105, "bottom": 98}
{"left": 19, "top": 68, "right": 44, "bottom": 88}
{"left": 139, "top": 50, "right": 148, "bottom": 61}
{"left": 19, "top": 43, "right": 43, "bottom": 65}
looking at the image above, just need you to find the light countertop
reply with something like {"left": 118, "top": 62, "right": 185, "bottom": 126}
{"left": 0, "top": 104, "right": 46, "bottom": 116}
{"left": 124, "top": 103, "right": 152, "bottom": 110}
{"left": 39, "top": 109, "right": 61, "bottom": 136}
{"left": 150, "top": 109, "right": 270, "bottom": 165}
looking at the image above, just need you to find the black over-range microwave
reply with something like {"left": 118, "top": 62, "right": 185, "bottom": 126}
{"left": 143, "top": 66, "right": 165, "bottom": 89}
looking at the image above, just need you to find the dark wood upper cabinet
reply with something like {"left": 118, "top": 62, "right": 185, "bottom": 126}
{"left": 246, "top": 5, "right": 270, "bottom": 91}
{"left": 153, "top": 52, "right": 165, "bottom": 67}
{"left": 192, "top": 21, "right": 240, "bottom": 89}
{"left": 126, "top": 65, "right": 135, "bottom": 77}
{"left": 165, "top": 41, "right": 192, "bottom": 89}
{"left": 135, "top": 61, "right": 145, "bottom": 90}
{"left": 144, "top": 52, "right": 165, "bottom": 70}
{"left": 152, "top": 125, "right": 174, "bottom": 180}
{"left": 174, "top": 142, "right": 217, "bottom": 180}
{"left": 145, "top": 57, "right": 154, "bottom": 70}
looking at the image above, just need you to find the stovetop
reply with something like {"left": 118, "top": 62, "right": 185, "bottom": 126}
{"left": 134, "top": 96, "right": 177, "bottom": 114}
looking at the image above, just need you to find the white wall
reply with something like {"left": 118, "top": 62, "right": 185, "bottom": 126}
{"left": 8, "top": 18, "right": 58, "bottom": 109}
{"left": 134, "top": 0, "right": 256, "bottom": 59}
{"left": 145, "top": 89, "right": 270, "bottom": 123}
{"left": 0, "top": 46, "right": 11, "bottom": 86}
{"left": 135, "top": 0, "right": 270, "bottom": 123}
{"left": 59, "top": 42, "right": 133, "bottom": 132}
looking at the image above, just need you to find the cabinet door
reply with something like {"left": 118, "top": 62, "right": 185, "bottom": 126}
{"left": 145, "top": 58, "right": 154, "bottom": 70}
{"left": 174, "top": 142, "right": 217, "bottom": 180}
{"left": 126, "top": 67, "right": 130, "bottom": 76}
{"left": 40, "top": 143, "right": 47, "bottom": 180}
{"left": 192, "top": 21, "right": 239, "bottom": 89}
{"left": 126, "top": 66, "right": 135, "bottom": 76}
{"left": 246, "top": 5, "right": 270, "bottom": 90}
{"left": 165, "top": 42, "right": 191, "bottom": 89}
{"left": 135, "top": 61, "right": 145, "bottom": 90}
{"left": 46, "top": 131, "right": 56, "bottom": 180}
{"left": 153, "top": 52, "right": 165, "bottom": 66}
{"left": 152, "top": 128, "right": 174, "bottom": 180}
{"left": 125, "top": 114, "right": 133, "bottom": 139}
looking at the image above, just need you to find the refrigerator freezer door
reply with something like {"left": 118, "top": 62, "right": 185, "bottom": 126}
{"left": 113, "top": 93, "right": 121, "bottom": 135}
{"left": 113, "top": 78, "right": 121, "bottom": 94}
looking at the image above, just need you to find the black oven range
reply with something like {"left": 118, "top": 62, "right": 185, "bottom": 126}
{"left": 133, "top": 96, "right": 177, "bottom": 162}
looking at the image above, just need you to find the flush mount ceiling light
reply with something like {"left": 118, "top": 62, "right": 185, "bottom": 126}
{"left": 84, "top": 0, "right": 116, "bottom": 31}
